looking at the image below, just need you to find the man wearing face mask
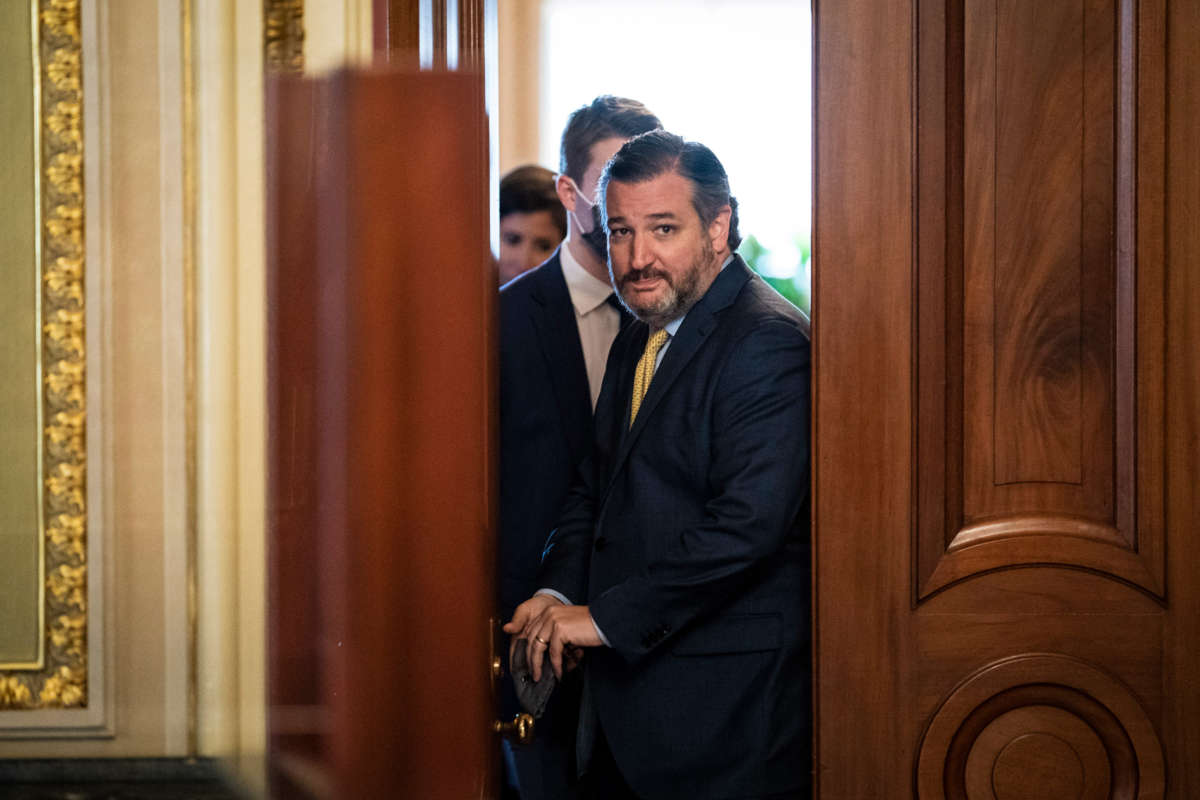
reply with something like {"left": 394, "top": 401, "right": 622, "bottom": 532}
{"left": 498, "top": 96, "right": 662, "bottom": 799}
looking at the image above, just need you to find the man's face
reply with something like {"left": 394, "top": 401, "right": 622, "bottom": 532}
{"left": 572, "top": 137, "right": 627, "bottom": 261}
{"left": 605, "top": 170, "right": 728, "bottom": 329}
{"left": 498, "top": 210, "right": 562, "bottom": 283}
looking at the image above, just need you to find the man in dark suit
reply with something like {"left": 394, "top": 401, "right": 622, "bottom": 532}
{"left": 498, "top": 96, "right": 662, "bottom": 800}
{"left": 505, "top": 130, "right": 812, "bottom": 799}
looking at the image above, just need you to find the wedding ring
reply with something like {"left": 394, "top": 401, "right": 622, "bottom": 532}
{"left": 534, "top": 635, "right": 549, "bottom": 646}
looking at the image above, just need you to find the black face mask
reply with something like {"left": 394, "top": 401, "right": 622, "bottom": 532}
{"left": 581, "top": 202, "right": 608, "bottom": 261}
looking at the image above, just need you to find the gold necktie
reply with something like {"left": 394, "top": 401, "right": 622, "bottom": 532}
{"left": 630, "top": 328, "right": 670, "bottom": 427}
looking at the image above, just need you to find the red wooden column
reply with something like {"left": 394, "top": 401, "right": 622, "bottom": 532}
{"left": 266, "top": 75, "right": 324, "bottom": 798}
{"left": 267, "top": 69, "right": 496, "bottom": 799}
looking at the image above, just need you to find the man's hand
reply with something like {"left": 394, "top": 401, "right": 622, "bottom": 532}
{"left": 503, "top": 593, "right": 563, "bottom": 639}
{"left": 503, "top": 596, "right": 603, "bottom": 681}
{"left": 503, "top": 594, "right": 563, "bottom": 681}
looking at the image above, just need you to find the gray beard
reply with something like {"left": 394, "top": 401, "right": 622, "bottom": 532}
{"left": 613, "top": 240, "right": 715, "bottom": 329}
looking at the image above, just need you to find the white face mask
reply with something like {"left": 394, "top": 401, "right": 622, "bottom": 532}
{"left": 563, "top": 175, "right": 598, "bottom": 209}
{"left": 563, "top": 175, "right": 608, "bottom": 260}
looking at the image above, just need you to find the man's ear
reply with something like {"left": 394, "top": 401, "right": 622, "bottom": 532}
{"left": 708, "top": 205, "right": 733, "bottom": 253}
{"left": 554, "top": 174, "right": 578, "bottom": 213}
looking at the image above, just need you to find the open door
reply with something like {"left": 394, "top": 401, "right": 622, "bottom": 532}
{"left": 266, "top": 68, "right": 497, "bottom": 799}
{"left": 815, "top": 0, "right": 1200, "bottom": 796}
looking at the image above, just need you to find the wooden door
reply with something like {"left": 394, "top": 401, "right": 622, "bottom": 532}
{"left": 814, "top": 0, "right": 1200, "bottom": 797}
{"left": 266, "top": 69, "right": 497, "bottom": 799}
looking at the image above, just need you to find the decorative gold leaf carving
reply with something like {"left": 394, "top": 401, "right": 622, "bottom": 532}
{"left": 39, "top": 666, "right": 85, "bottom": 708}
{"left": 264, "top": 0, "right": 305, "bottom": 74}
{"left": 49, "top": 514, "right": 85, "bottom": 562}
{"left": 0, "top": 0, "right": 87, "bottom": 711}
{"left": 0, "top": 677, "right": 33, "bottom": 707}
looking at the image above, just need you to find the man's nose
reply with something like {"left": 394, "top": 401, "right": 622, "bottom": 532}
{"left": 630, "top": 234, "right": 654, "bottom": 269}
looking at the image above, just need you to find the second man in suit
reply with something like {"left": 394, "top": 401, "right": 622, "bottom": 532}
{"left": 498, "top": 96, "right": 662, "bottom": 799}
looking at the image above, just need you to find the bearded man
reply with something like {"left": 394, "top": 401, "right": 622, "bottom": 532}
{"left": 498, "top": 96, "right": 661, "bottom": 800}
{"left": 505, "top": 130, "right": 813, "bottom": 800}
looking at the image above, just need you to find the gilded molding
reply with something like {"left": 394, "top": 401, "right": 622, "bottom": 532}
{"left": 264, "top": 0, "right": 305, "bottom": 73}
{"left": 0, "top": 0, "right": 87, "bottom": 711}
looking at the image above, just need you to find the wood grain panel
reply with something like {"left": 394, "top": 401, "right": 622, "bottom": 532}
{"left": 916, "top": 654, "right": 1164, "bottom": 799}
{"left": 814, "top": 0, "right": 914, "bottom": 795}
{"left": 267, "top": 69, "right": 495, "bottom": 799}
{"left": 961, "top": 0, "right": 1000, "bottom": 525}
{"left": 915, "top": 0, "right": 1163, "bottom": 597}
{"left": 820, "top": 0, "right": 1197, "bottom": 794}
{"left": 1164, "top": 0, "right": 1200, "bottom": 791}
{"left": 1133, "top": 0, "right": 1167, "bottom": 589}
{"left": 916, "top": 611, "right": 1163, "bottom": 725}
{"left": 992, "top": 0, "right": 1085, "bottom": 486}
{"left": 315, "top": 71, "right": 494, "bottom": 800}
{"left": 966, "top": 706, "right": 1112, "bottom": 798}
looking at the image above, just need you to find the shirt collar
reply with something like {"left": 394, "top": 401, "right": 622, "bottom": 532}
{"left": 659, "top": 254, "right": 735, "bottom": 337}
{"left": 560, "top": 242, "right": 616, "bottom": 316}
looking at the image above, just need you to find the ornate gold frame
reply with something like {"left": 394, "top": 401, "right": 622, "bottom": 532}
{"left": 265, "top": 0, "right": 305, "bottom": 74}
{"left": 0, "top": 0, "right": 87, "bottom": 711}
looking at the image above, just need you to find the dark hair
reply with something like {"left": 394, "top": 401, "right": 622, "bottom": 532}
{"left": 499, "top": 165, "right": 566, "bottom": 236}
{"left": 559, "top": 96, "right": 662, "bottom": 184}
{"left": 599, "top": 130, "right": 742, "bottom": 250}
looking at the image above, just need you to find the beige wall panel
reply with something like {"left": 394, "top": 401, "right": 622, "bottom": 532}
{"left": 193, "top": 0, "right": 268, "bottom": 793}
{"left": 305, "top": 0, "right": 373, "bottom": 74}
{"left": 2, "top": 0, "right": 271, "bottom": 778}
{"left": 0, "top": 0, "right": 191, "bottom": 755}
{"left": 498, "top": 0, "right": 542, "bottom": 172}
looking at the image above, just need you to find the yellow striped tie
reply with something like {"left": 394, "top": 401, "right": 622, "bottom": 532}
{"left": 630, "top": 328, "right": 670, "bottom": 427}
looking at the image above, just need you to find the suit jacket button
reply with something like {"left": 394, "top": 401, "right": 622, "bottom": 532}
{"left": 594, "top": 536, "right": 607, "bottom": 552}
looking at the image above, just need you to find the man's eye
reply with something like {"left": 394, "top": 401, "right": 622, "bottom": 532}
{"left": 656, "top": 225, "right": 675, "bottom": 235}
{"left": 609, "top": 227, "right": 629, "bottom": 238}
{"left": 503, "top": 233, "right": 522, "bottom": 245}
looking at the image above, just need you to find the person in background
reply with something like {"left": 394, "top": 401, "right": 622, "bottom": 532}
{"left": 499, "top": 165, "right": 567, "bottom": 284}
{"left": 498, "top": 96, "right": 663, "bottom": 799}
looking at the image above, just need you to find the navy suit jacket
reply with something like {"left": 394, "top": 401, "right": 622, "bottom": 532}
{"left": 498, "top": 251, "right": 595, "bottom": 621}
{"left": 540, "top": 256, "right": 812, "bottom": 799}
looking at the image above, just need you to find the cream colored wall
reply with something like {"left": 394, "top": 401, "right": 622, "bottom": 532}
{"left": 498, "top": 0, "right": 543, "bottom": 173}
{"left": 306, "top": 0, "right": 373, "bottom": 73}
{"left": 192, "top": 0, "right": 267, "bottom": 793}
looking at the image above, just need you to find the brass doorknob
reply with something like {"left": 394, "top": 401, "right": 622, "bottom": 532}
{"left": 492, "top": 713, "right": 535, "bottom": 745}
{"left": 492, "top": 656, "right": 503, "bottom": 679}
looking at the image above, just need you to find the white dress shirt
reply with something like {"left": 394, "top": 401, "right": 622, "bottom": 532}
{"left": 560, "top": 242, "right": 622, "bottom": 409}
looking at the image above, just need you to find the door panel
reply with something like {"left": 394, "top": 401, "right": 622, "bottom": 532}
{"left": 815, "top": 0, "right": 1199, "bottom": 796}
{"left": 266, "top": 70, "right": 496, "bottom": 799}
{"left": 915, "top": 0, "right": 1165, "bottom": 600}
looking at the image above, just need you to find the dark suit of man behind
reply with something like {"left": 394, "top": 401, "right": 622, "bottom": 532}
{"left": 498, "top": 251, "right": 594, "bottom": 800}
{"left": 499, "top": 252, "right": 592, "bottom": 625}
{"left": 508, "top": 132, "right": 812, "bottom": 799}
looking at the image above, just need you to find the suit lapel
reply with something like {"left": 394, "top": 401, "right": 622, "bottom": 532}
{"left": 600, "top": 258, "right": 753, "bottom": 504}
{"left": 530, "top": 254, "right": 592, "bottom": 443}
